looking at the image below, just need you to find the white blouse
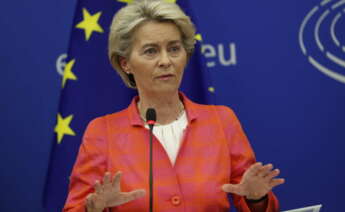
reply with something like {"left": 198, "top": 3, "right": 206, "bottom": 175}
{"left": 145, "top": 111, "right": 188, "bottom": 165}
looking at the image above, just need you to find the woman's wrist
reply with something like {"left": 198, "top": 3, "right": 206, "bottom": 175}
{"left": 86, "top": 207, "right": 104, "bottom": 212}
{"left": 245, "top": 194, "right": 268, "bottom": 203}
{"left": 86, "top": 203, "right": 105, "bottom": 212}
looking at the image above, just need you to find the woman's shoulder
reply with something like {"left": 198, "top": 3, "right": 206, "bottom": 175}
{"left": 188, "top": 101, "right": 236, "bottom": 117}
{"left": 86, "top": 107, "right": 132, "bottom": 130}
{"left": 182, "top": 94, "right": 235, "bottom": 116}
{"left": 213, "top": 105, "right": 236, "bottom": 117}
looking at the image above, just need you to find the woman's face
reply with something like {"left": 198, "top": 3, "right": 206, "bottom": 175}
{"left": 120, "top": 21, "right": 187, "bottom": 95}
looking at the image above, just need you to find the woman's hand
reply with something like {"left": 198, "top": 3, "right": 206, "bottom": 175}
{"left": 86, "top": 171, "right": 146, "bottom": 212}
{"left": 222, "top": 162, "right": 285, "bottom": 200}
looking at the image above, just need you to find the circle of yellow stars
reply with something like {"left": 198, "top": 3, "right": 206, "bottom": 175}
{"left": 55, "top": 0, "right": 215, "bottom": 144}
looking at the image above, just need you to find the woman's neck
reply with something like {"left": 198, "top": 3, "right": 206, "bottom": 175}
{"left": 137, "top": 90, "right": 184, "bottom": 125}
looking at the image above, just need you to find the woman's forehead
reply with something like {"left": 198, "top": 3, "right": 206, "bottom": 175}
{"left": 132, "top": 21, "right": 183, "bottom": 46}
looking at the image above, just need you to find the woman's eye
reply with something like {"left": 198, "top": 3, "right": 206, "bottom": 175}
{"left": 144, "top": 48, "right": 157, "bottom": 55}
{"left": 169, "top": 46, "right": 181, "bottom": 53}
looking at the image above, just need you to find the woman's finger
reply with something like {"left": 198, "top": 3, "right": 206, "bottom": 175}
{"left": 221, "top": 184, "right": 245, "bottom": 196}
{"left": 257, "top": 164, "right": 273, "bottom": 178}
{"left": 112, "top": 171, "right": 122, "bottom": 189}
{"left": 86, "top": 193, "right": 95, "bottom": 208}
{"left": 94, "top": 180, "right": 102, "bottom": 194}
{"left": 121, "top": 189, "right": 146, "bottom": 203}
{"left": 264, "top": 169, "right": 280, "bottom": 181}
{"left": 269, "top": 178, "right": 285, "bottom": 188}
{"left": 103, "top": 172, "right": 112, "bottom": 185}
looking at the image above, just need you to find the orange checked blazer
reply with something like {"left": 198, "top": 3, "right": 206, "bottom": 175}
{"left": 63, "top": 93, "right": 279, "bottom": 212}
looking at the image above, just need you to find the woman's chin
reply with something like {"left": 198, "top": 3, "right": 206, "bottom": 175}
{"left": 151, "top": 84, "right": 179, "bottom": 94}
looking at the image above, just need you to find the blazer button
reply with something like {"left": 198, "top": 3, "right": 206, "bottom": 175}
{"left": 171, "top": 195, "right": 181, "bottom": 206}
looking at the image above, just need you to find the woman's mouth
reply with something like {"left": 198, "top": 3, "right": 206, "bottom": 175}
{"left": 156, "top": 74, "right": 174, "bottom": 80}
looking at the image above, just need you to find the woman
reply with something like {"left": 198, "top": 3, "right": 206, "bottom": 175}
{"left": 63, "top": 0, "right": 285, "bottom": 211}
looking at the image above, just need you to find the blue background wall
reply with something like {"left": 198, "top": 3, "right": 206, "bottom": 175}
{"left": 1, "top": 0, "right": 344, "bottom": 211}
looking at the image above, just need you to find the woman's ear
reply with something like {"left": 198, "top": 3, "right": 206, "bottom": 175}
{"left": 119, "top": 56, "right": 130, "bottom": 73}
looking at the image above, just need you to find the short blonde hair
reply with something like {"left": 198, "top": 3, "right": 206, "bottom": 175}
{"left": 108, "top": 0, "right": 196, "bottom": 88}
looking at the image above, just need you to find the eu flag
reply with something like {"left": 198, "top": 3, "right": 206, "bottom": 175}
{"left": 44, "top": 0, "right": 214, "bottom": 210}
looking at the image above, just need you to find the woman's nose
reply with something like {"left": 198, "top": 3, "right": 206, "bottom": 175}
{"left": 158, "top": 51, "right": 171, "bottom": 68}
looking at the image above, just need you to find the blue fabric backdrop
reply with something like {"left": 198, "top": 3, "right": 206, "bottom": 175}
{"left": 1, "top": 0, "right": 344, "bottom": 211}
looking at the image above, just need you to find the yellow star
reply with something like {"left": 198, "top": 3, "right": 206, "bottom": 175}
{"left": 76, "top": 8, "right": 104, "bottom": 41}
{"left": 62, "top": 59, "right": 77, "bottom": 88}
{"left": 195, "top": 34, "right": 203, "bottom": 42}
{"left": 55, "top": 114, "right": 76, "bottom": 144}
{"left": 208, "top": 86, "right": 215, "bottom": 93}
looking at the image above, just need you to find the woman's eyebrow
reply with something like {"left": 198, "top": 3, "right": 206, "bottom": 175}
{"left": 141, "top": 40, "right": 182, "bottom": 49}
{"left": 168, "top": 40, "right": 182, "bottom": 45}
{"left": 141, "top": 43, "right": 158, "bottom": 49}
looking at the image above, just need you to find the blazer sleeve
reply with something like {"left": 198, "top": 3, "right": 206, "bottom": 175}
{"left": 63, "top": 117, "right": 108, "bottom": 212}
{"left": 216, "top": 106, "right": 280, "bottom": 212}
